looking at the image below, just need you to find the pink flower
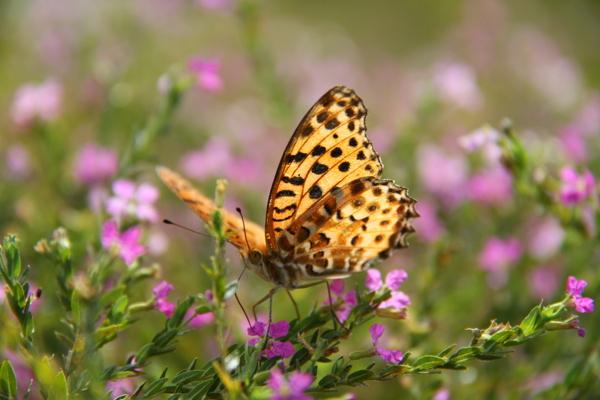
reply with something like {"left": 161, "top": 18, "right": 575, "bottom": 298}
{"left": 478, "top": 237, "right": 522, "bottom": 289}
{"left": 433, "top": 388, "right": 450, "bottom": 400}
{"left": 467, "top": 167, "right": 513, "bottom": 206}
{"left": 385, "top": 270, "right": 408, "bottom": 291}
{"left": 369, "top": 324, "right": 403, "bottom": 364}
{"left": 414, "top": 199, "right": 446, "bottom": 242}
{"left": 527, "top": 265, "right": 560, "bottom": 300}
{"left": 566, "top": 276, "right": 587, "bottom": 298}
{"left": 458, "top": 126, "right": 500, "bottom": 153}
{"left": 433, "top": 61, "right": 483, "bottom": 111}
{"left": 247, "top": 320, "right": 295, "bottom": 359}
{"left": 74, "top": 143, "right": 119, "bottom": 185}
{"left": 559, "top": 125, "right": 588, "bottom": 163}
{"left": 322, "top": 280, "right": 356, "bottom": 322}
{"left": 106, "top": 377, "right": 136, "bottom": 398}
{"left": 417, "top": 145, "right": 468, "bottom": 207}
{"left": 4, "top": 144, "right": 31, "bottom": 181}
{"left": 526, "top": 217, "right": 564, "bottom": 259}
{"left": 559, "top": 166, "right": 595, "bottom": 205}
{"left": 106, "top": 180, "right": 160, "bottom": 223}
{"left": 365, "top": 269, "right": 382, "bottom": 292}
{"left": 186, "top": 308, "right": 215, "bottom": 328}
{"left": 180, "top": 138, "right": 232, "bottom": 180}
{"left": 11, "top": 79, "right": 62, "bottom": 128}
{"left": 379, "top": 291, "right": 411, "bottom": 310}
{"left": 188, "top": 57, "right": 223, "bottom": 92}
{"left": 267, "top": 369, "right": 314, "bottom": 400}
{"left": 101, "top": 220, "right": 146, "bottom": 265}
{"left": 195, "top": 0, "right": 234, "bottom": 10}
{"left": 566, "top": 276, "right": 594, "bottom": 314}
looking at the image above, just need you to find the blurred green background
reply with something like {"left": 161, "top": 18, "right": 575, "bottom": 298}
{"left": 1, "top": 0, "right": 599, "bottom": 399}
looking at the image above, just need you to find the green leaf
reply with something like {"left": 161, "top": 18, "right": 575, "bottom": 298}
{"left": 379, "top": 365, "right": 408, "bottom": 378}
{"left": 187, "top": 380, "right": 213, "bottom": 400}
{"left": 437, "top": 345, "right": 456, "bottom": 358}
{"left": 70, "top": 291, "right": 81, "bottom": 326}
{"left": 449, "top": 347, "right": 482, "bottom": 363}
{"left": 53, "top": 371, "right": 68, "bottom": 400}
{"left": 144, "top": 377, "right": 169, "bottom": 397}
{"left": 483, "top": 330, "right": 516, "bottom": 351}
{"left": 411, "top": 356, "right": 447, "bottom": 370}
{"left": 240, "top": 348, "right": 259, "bottom": 382}
{"left": 5, "top": 238, "right": 21, "bottom": 278}
{"left": 171, "top": 370, "right": 204, "bottom": 385}
{"left": 347, "top": 369, "right": 375, "bottom": 384}
{"left": 318, "top": 374, "right": 340, "bottom": 389}
{"left": 520, "top": 304, "right": 541, "bottom": 336}
{"left": 1, "top": 360, "right": 18, "bottom": 398}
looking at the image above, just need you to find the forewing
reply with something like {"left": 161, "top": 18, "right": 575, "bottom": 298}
{"left": 280, "top": 177, "right": 418, "bottom": 279}
{"left": 157, "top": 166, "right": 267, "bottom": 253}
{"left": 266, "top": 86, "right": 383, "bottom": 252}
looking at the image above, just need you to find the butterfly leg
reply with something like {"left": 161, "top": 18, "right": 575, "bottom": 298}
{"left": 295, "top": 280, "right": 349, "bottom": 332}
{"left": 285, "top": 290, "right": 301, "bottom": 321}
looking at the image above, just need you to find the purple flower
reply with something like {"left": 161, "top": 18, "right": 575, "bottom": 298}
{"left": 559, "top": 166, "right": 595, "bottom": 205}
{"left": 385, "top": 270, "right": 408, "bottom": 290}
{"left": 526, "top": 217, "right": 565, "bottom": 260}
{"left": 467, "top": 167, "right": 514, "bottom": 206}
{"left": 379, "top": 291, "right": 411, "bottom": 309}
{"left": 566, "top": 276, "right": 594, "bottom": 314}
{"left": 180, "top": 138, "right": 232, "bottom": 180}
{"left": 559, "top": 125, "right": 588, "bottom": 163}
{"left": 247, "top": 321, "right": 295, "bottom": 359}
{"left": 369, "top": 324, "right": 403, "bottom": 364}
{"left": 101, "top": 220, "right": 146, "bottom": 265}
{"left": 567, "top": 276, "right": 587, "bottom": 297}
{"left": 188, "top": 56, "right": 223, "bottom": 92}
{"left": 414, "top": 199, "right": 446, "bottom": 242}
{"left": 365, "top": 269, "right": 382, "bottom": 292}
{"left": 478, "top": 237, "right": 522, "bottom": 289}
{"left": 106, "top": 180, "right": 160, "bottom": 223}
{"left": 74, "top": 143, "right": 119, "bottom": 185}
{"left": 432, "top": 61, "right": 483, "bottom": 111}
{"left": 574, "top": 297, "right": 594, "bottom": 313}
{"left": 267, "top": 369, "right": 314, "bottom": 400}
{"left": 4, "top": 144, "right": 31, "bottom": 181}
{"left": 11, "top": 79, "right": 62, "bottom": 128}
{"left": 527, "top": 265, "right": 559, "bottom": 300}
{"left": 417, "top": 145, "right": 468, "bottom": 207}
{"left": 152, "top": 281, "right": 176, "bottom": 318}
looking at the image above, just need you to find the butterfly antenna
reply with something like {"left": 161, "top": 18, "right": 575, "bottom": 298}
{"left": 235, "top": 207, "right": 253, "bottom": 252}
{"left": 162, "top": 219, "right": 212, "bottom": 238}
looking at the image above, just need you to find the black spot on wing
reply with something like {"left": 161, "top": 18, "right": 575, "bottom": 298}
{"left": 309, "top": 185, "right": 323, "bottom": 199}
{"left": 276, "top": 190, "right": 296, "bottom": 198}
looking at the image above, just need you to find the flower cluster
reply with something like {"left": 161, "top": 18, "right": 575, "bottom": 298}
{"left": 369, "top": 324, "right": 403, "bottom": 363}
{"left": 365, "top": 269, "right": 411, "bottom": 310}
{"left": 152, "top": 281, "right": 214, "bottom": 328}
{"left": 247, "top": 321, "right": 295, "bottom": 360}
{"left": 106, "top": 179, "right": 160, "bottom": 223}
{"left": 323, "top": 279, "right": 357, "bottom": 323}
{"left": 101, "top": 220, "right": 146, "bottom": 265}
{"left": 566, "top": 276, "right": 594, "bottom": 314}
{"left": 559, "top": 166, "right": 595, "bottom": 206}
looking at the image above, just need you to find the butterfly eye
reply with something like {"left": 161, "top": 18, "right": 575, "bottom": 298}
{"left": 249, "top": 249, "right": 263, "bottom": 265}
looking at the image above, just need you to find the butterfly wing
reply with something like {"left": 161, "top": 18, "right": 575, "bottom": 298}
{"left": 266, "top": 86, "right": 385, "bottom": 253}
{"left": 284, "top": 177, "right": 418, "bottom": 279}
{"left": 157, "top": 166, "right": 267, "bottom": 253}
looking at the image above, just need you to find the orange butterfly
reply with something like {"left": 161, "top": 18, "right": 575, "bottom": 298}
{"left": 157, "top": 86, "right": 418, "bottom": 294}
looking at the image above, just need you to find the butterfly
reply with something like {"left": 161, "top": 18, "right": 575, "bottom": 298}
{"left": 157, "top": 86, "right": 418, "bottom": 293}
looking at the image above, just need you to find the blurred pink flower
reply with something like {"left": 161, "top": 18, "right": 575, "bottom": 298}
{"left": 101, "top": 220, "right": 146, "bottom": 265}
{"left": 106, "top": 180, "right": 160, "bottom": 223}
{"left": 188, "top": 57, "right": 223, "bottom": 92}
{"left": 74, "top": 143, "right": 119, "bottom": 185}
{"left": 559, "top": 125, "right": 588, "bottom": 163}
{"left": 527, "top": 265, "right": 560, "bottom": 299}
{"left": 433, "top": 61, "right": 483, "bottom": 111}
{"left": 574, "top": 92, "right": 600, "bottom": 136}
{"left": 479, "top": 237, "right": 522, "bottom": 288}
{"left": 365, "top": 269, "right": 382, "bottom": 292}
{"left": 379, "top": 291, "right": 411, "bottom": 309}
{"left": 558, "top": 166, "right": 595, "bottom": 205}
{"left": 4, "top": 144, "right": 31, "bottom": 181}
{"left": 106, "top": 377, "right": 136, "bottom": 398}
{"left": 267, "top": 369, "right": 314, "bottom": 400}
{"left": 195, "top": 0, "right": 234, "bottom": 10}
{"left": 385, "top": 270, "right": 408, "bottom": 290}
{"left": 180, "top": 138, "right": 232, "bottom": 180}
{"left": 526, "top": 217, "right": 564, "bottom": 259}
{"left": 458, "top": 125, "right": 503, "bottom": 166}
{"left": 322, "top": 280, "right": 356, "bottom": 323}
{"left": 146, "top": 231, "right": 169, "bottom": 255}
{"left": 186, "top": 308, "right": 215, "bottom": 328}
{"left": 414, "top": 199, "right": 446, "bottom": 242}
{"left": 11, "top": 79, "right": 62, "bottom": 128}
{"left": 417, "top": 145, "right": 468, "bottom": 207}
{"left": 467, "top": 167, "right": 513, "bottom": 206}
{"left": 433, "top": 388, "right": 450, "bottom": 400}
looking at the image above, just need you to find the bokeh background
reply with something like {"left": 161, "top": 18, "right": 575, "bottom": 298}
{"left": 1, "top": 0, "right": 599, "bottom": 399}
